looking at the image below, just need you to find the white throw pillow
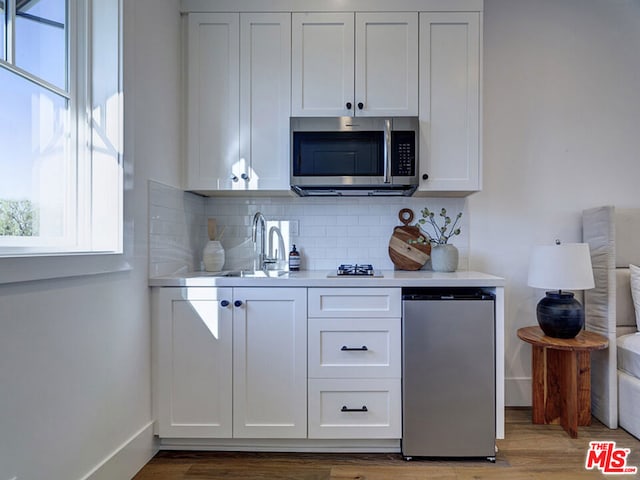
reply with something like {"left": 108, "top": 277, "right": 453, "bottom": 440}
{"left": 631, "top": 264, "right": 640, "bottom": 331}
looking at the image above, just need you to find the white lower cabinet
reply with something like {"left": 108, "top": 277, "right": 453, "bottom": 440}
{"left": 155, "top": 286, "right": 401, "bottom": 442}
{"left": 308, "top": 379, "right": 401, "bottom": 439}
{"left": 233, "top": 287, "right": 307, "bottom": 438}
{"left": 154, "top": 287, "right": 307, "bottom": 439}
{"left": 155, "top": 287, "right": 233, "bottom": 438}
{"left": 308, "top": 318, "right": 400, "bottom": 378}
{"left": 308, "top": 287, "right": 401, "bottom": 318}
{"left": 307, "top": 288, "right": 402, "bottom": 439}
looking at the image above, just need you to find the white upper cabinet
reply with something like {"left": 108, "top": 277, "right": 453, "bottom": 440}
{"left": 292, "top": 12, "right": 418, "bottom": 117}
{"left": 185, "top": 13, "right": 291, "bottom": 192}
{"left": 417, "top": 12, "right": 481, "bottom": 194}
{"left": 184, "top": 5, "right": 483, "bottom": 196}
{"left": 291, "top": 13, "right": 354, "bottom": 117}
{"left": 354, "top": 13, "right": 419, "bottom": 117}
{"left": 239, "top": 13, "right": 291, "bottom": 191}
{"left": 186, "top": 13, "right": 239, "bottom": 191}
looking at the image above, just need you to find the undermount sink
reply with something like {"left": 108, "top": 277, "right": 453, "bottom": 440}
{"left": 205, "top": 270, "right": 290, "bottom": 278}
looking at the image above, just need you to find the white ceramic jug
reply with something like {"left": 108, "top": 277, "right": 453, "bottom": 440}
{"left": 203, "top": 240, "right": 225, "bottom": 272}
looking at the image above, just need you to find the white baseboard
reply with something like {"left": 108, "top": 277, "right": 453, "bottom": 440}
{"left": 506, "top": 377, "right": 532, "bottom": 407}
{"left": 158, "top": 437, "right": 401, "bottom": 453}
{"left": 79, "top": 421, "right": 158, "bottom": 480}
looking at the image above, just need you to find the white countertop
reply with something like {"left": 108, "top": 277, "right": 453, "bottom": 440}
{"left": 149, "top": 269, "right": 505, "bottom": 288}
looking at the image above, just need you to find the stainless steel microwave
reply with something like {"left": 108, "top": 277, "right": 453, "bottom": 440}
{"left": 290, "top": 117, "right": 419, "bottom": 196}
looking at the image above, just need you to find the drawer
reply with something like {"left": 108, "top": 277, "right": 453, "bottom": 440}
{"left": 308, "top": 288, "right": 401, "bottom": 318}
{"left": 308, "top": 318, "right": 400, "bottom": 378}
{"left": 308, "top": 379, "right": 401, "bottom": 439}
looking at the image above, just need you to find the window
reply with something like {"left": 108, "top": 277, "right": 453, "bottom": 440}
{"left": 0, "top": 0, "right": 122, "bottom": 257}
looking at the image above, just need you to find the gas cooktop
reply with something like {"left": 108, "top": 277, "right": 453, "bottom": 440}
{"left": 327, "top": 264, "right": 384, "bottom": 278}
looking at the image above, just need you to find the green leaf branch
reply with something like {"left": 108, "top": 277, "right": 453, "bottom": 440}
{"left": 414, "top": 207, "right": 462, "bottom": 245}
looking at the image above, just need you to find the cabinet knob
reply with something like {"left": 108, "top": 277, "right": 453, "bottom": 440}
{"left": 230, "top": 174, "right": 239, "bottom": 182}
{"left": 220, "top": 300, "right": 230, "bottom": 307}
{"left": 240, "top": 173, "right": 249, "bottom": 181}
{"left": 357, "top": 102, "right": 364, "bottom": 110}
{"left": 346, "top": 102, "right": 352, "bottom": 110}
{"left": 422, "top": 173, "right": 429, "bottom": 180}
{"left": 234, "top": 300, "right": 243, "bottom": 308}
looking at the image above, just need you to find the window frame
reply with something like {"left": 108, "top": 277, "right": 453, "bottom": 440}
{"left": 0, "top": 0, "right": 127, "bottom": 283}
{"left": 0, "top": 0, "right": 123, "bottom": 259}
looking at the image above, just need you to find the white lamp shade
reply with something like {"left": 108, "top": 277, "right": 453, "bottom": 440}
{"left": 527, "top": 243, "right": 595, "bottom": 291}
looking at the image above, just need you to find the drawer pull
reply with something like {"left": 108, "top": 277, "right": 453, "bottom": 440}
{"left": 341, "top": 345, "right": 368, "bottom": 351}
{"left": 341, "top": 405, "right": 368, "bottom": 413}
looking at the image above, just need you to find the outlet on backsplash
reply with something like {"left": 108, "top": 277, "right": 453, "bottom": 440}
{"left": 289, "top": 219, "right": 299, "bottom": 236}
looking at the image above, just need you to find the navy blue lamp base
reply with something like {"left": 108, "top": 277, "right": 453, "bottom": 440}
{"left": 536, "top": 291, "right": 584, "bottom": 339}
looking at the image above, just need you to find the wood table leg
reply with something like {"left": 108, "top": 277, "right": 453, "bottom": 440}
{"left": 560, "top": 350, "right": 579, "bottom": 438}
{"left": 545, "top": 349, "right": 563, "bottom": 424}
{"left": 577, "top": 351, "right": 592, "bottom": 426}
{"left": 531, "top": 345, "right": 545, "bottom": 424}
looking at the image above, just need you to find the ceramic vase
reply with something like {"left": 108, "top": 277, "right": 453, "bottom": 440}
{"left": 203, "top": 240, "right": 225, "bottom": 272}
{"left": 430, "top": 244, "right": 458, "bottom": 272}
{"left": 536, "top": 292, "right": 584, "bottom": 338}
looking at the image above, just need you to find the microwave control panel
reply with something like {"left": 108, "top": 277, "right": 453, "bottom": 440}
{"left": 391, "top": 131, "right": 416, "bottom": 177}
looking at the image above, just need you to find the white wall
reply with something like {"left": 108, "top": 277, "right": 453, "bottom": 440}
{"left": 472, "top": 0, "right": 640, "bottom": 404}
{"left": 0, "top": 0, "right": 182, "bottom": 479}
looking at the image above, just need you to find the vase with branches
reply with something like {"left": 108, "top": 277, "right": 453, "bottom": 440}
{"left": 414, "top": 207, "right": 462, "bottom": 245}
{"left": 411, "top": 207, "right": 461, "bottom": 272}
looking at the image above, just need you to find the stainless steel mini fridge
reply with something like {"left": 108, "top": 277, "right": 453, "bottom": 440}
{"left": 401, "top": 288, "right": 496, "bottom": 461}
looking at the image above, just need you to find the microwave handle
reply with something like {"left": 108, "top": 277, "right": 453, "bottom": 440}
{"left": 383, "top": 119, "right": 392, "bottom": 183}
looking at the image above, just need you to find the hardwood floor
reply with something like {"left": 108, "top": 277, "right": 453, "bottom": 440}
{"left": 134, "top": 409, "right": 640, "bottom": 480}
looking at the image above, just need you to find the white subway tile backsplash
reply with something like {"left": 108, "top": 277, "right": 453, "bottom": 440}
{"left": 301, "top": 225, "right": 326, "bottom": 237}
{"left": 148, "top": 181, "right": 471, "bottom": 274}
{"left": 336, "top": 237, "right": 352, "bottom": 248}
{"left": 148, "top": 181, "right": 206, "bottom": 276}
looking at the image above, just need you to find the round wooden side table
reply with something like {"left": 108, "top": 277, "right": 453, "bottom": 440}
{"left": 517, "top": 325, "right": 608, "bottom": 438}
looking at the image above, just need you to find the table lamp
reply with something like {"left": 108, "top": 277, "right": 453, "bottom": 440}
{"left": 527, "top": 241, "right": 595, "bottom": 338}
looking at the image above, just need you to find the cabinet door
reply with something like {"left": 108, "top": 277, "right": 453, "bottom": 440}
{"left": 308, "top": 318, "right": 401, "bottom": 378}
{"left": 308, "top": 288, "right": 401, "bottom": 318}
{"left": 308, "top": 378, "right": 401, "bottom": 439}
{"left": 291, "top": 12, "right": 354, "bottom": 116}
{"left": 355, "top": 13, "right": 418, "bottom": 117}
{"left": 155, "top": 288, "right": 233, "bottom": 438}
{"left": 185, "top": 13, "right": 239, "bottom": 191}
{"left": 233, "top": 288, "right": 307, "bottom": 438}
{"left": 239, "top": 13, "right": 291, "bottom": 191}
{"left": 418, "top": 13, "right": 481, "bottom": 193}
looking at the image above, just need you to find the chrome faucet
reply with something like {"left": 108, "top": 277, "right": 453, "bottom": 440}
{"left": 269, "top": 225, "right": 286, "bottom": 269}
{"left": 252, "top": 212, "right": 286, "bottom": 271}
{"left": 251, "top": 212, "right": 267, "bottom": 271}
